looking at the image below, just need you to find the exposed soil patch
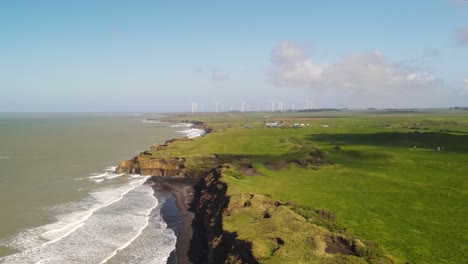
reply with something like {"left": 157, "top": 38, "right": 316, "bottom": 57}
{"left": 316, "top": 209, "right": 336, "bottom": 221}
{"left": 271, "top": 237, "right": 285, "bottom": 255}
{"left": 238, "top": 164, "right": 262, "bottom": 176}
{"left": 264, "top": 161, "right": 288, "bottom": 171}
{"left": 265, "top": 158, "right": 326, "bottom": 171}
{"left": 214, "top": 154, "right": 252, "bottom": 163}
{"left": 324, "top": 235, "right": 357, "bottom": 256}
{"left": 289, "top": 159, "right": 309, "bottom": 168}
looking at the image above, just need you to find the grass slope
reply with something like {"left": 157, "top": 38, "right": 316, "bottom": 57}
{"left": 163, "top": 110, "right": 468, "bottom": 263}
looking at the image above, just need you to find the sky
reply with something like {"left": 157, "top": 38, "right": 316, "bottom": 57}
{"left": 1, "top": 0, "right": 467, "bottom": 112}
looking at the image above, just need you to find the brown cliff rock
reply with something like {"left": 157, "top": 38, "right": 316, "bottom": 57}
{"left": 116, "top": 156, "right": 186, "bottom": 176}
{"left": 116, "top": 155, "right": 206, "bottom": 178}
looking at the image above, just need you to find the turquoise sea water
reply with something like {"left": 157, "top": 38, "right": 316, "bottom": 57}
{"left": 0, "top": 113, "right": 183, "bottom": 263}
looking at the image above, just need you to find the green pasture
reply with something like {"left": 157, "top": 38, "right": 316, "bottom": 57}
{"left": 162, "top": 110, "right": 468, "bottom": 263}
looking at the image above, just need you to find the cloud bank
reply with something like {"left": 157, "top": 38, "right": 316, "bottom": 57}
{"left": 270, "top": 42, "right": 441, "bottom": 98}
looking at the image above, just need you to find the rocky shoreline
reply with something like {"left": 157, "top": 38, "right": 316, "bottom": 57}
{"left": 117, "top": 135, "right": 258, "bottom": 264}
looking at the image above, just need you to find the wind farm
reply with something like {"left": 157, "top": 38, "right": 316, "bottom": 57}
{"left": 190, "top": 100, "right": 321, "bottom": 114}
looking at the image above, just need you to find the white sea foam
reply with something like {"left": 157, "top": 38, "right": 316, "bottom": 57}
{"left": 89, "top": 172, "right": 108, "bottom": 179}
{"left": 41, "top": 222, "right": 85, "bottom": 247}
{"left": 141, "top": 119, "right": 161, "bottom": 124}
{"left": 105, "top": 166, "right": 117, "bottom": 172}
{"left": 170, "top": 123, "right": 192, "bottom": 128}
{"left": 89, "top": 169, "right": 122, "bottom": 181}
{"left": 98, "top": 199, "right": 154, "bottom": 264}
{"left": 107, "top": 210, "right": 177, "bottom": 264}
{"left": 0, "top": 177, "right": 176, "bottom": 264}
{"left": 92, "top": 179, "right": 105, "bottom": 183}
{"left": 178, "top": 128, "right": 205, "bottom": 138}
{"left": 0, "top": 156, "right": 12, "bottom": 159}
{"left": 106, "top": 173, "right": 124, "bottom": 179}
{"left": 39, "top": 179, "right": 145, "bottom": 245}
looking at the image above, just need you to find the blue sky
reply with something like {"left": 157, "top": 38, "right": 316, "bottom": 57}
{"left": 1, "top": 0, "right": 467, "bottom": 112}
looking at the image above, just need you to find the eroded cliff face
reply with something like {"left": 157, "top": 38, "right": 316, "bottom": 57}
{"left": 116, "top": 154, "right": 208, "bottom": 178}
{"left": 116, "top": 154, "right": 187, "bottom": 176}
{"left": 114, "top": 133, "right": 256, "bottom": 263}
{"left": 188, "top": 167, "right": 258, "bottom": 264}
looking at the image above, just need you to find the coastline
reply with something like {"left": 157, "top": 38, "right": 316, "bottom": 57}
{"left": 150, "top": 177, "right": 198, "bottom": 264}
{"left": 137, "top": 120, "right": 207, "bottom": 264}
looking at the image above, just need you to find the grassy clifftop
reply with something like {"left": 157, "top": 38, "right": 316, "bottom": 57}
{"left": 155, "top": 110, "right": 467, "bottom": 263}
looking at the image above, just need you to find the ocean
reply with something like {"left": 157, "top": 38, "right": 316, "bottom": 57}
{"left": 0, "top": 113, "right": 189, "bottom": 263}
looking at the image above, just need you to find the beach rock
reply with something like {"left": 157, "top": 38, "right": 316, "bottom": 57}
{"left": 116, "top": 153, "right": 206, "bottom": 178}
{"left": 116, "top": 156, "right": 186, "bottom": 176}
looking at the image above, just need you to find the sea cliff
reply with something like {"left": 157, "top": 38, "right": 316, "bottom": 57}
{"left": 116, "top": 136, "right": 398, "bottom": 264}
{"left": 188, "top": 167, "right": 258, "bottom": 264}
{"left": 116, "top": 139, "right": 258, "bottom": 263}
{"left": 116, "top": 140, "right": 206, "bottom": 178}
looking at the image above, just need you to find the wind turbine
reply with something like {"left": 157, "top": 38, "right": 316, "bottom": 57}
{"left": 305, "top": 99, "right": 313, "bottom": 110}
{"left": 240, "top": 102, "right": 246, "bottom": 113}
{"left": 191, "top": 102, "right": 197, "bottom": 114}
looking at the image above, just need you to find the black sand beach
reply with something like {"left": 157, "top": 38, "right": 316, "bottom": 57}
{"left": 151, "top": 177, "right": 197, "bottom": 264}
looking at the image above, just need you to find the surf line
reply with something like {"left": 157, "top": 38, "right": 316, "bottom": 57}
{"left": 106, "top": 173, "right": 124, "bottom": 179}
{"left": 40, "top": 179, "right": 145, "bottom": 247}
{"left": 88, "top": 172, "right": 108, "bottom": 179}
{"left": 41, "top": 223, "right": 85, "bottom": 247}
{"left": 98, "top": 193, "right": 156, "bottom": 264}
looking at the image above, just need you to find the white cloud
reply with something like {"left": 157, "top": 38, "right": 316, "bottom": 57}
{"left": 272, "top": 58, "right": 323, "bottom": 86}
{"left": 272, "top": 42, "right": 308, "bottom": 64}
{"left": 455, "top": 26, "right": 468, "bottom": 46}
{"left": 270, "top": 42, "right": 441, "bottom": 96}
{"left": 211, "top": 68, "right": 230, "bottom": 82}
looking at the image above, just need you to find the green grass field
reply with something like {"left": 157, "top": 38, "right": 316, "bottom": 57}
{"left": 163, "top": 110, "right": 468, "bottom": 263}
